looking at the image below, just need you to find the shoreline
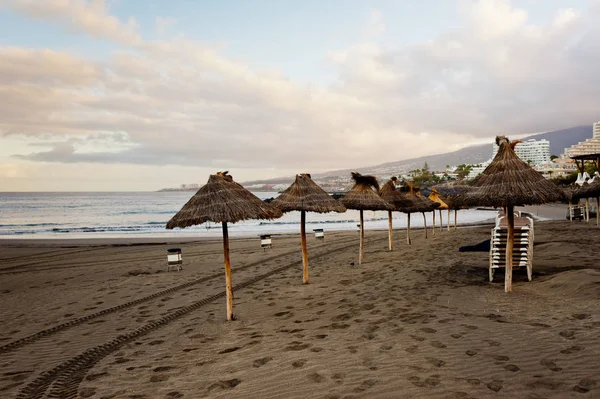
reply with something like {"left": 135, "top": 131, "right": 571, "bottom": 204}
{"left": 0, "top": 219, "right": 498, "bottom": 247}
{"left": 0, "top": 203, "right": 570, "bottom": 247}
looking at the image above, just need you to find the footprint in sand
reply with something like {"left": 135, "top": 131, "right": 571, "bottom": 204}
{"left": 483, "top": 339, "right": 501, "bottom": 347}
{"left": 573, "top": 379, "right": 597, "bottom": 394}
{"left": 85, "top": 372, "right": 108, "bottom": 381}
{"left": 307, "top": 372, "right": 326, "bottom": 383}
{"left": 461, "top": 324, "right": 478, "bottom": 330}
{"left": 490, "top": 354, "right": 509, "bottom": 362}
{"left": 166, "top": 392, "right": 184, "bottom": 398}
{"left": 408, "top": 375, "right": 440, "bottom": 388}
{"left": 253, "top": 357, "right": 273, "bottom": 368}
{"left": 504, "top": 364, "right": 520, "bottom": 372}
{"left": 206, "top": 379, "right": 242, "bottom": 393}
{"left": 410, "top": 335, "right": 426, "bottom": 342}
{"left": 465, "top": 350, "right": 477, "bottom": 357}
{"left": 150, "top": 374, "right": 170, "bottom": 382}
{"left": 420, "top": 327, "right": 437, "bottom": 334}
{"left": 487, "top": 380, "right": 503, "bottom": 392}
{"left": 331, "top": 372, "right": 345, "bottom": 384}
{"left": 292, "top": 359, "right": 307, "bottom": 368}
{"left": 559, "top": 330, "right": 576, "bottom": 340}
{"left": 353, "top": 379, "right": 378, "bottom": 393}
{"left": 405, "top": 345, "right": 419, "bottom": 354}
{"left": 362, "top": 359, "right": 378, "bottom": 371}
{"left": 430, "top": 341, "right": 446, "bottom": 349}
{"left": 78, "top": 388, "right": 96, "bottom": 398}
{"left": 285, "top": 341, "right": 311, "bottom": 351}
{"left": 274, "top": 311, "right": 291, "bottom": 317}
{"left": 560, "top": 345, "right": 584, "bottom": 354}
{"left": 331, "top": 313, "right": 352, "bottom": 322}
{"left": 540, "top": 359, "right": 563, "bottom": 372}
{"left": 426, "top": 357, "right": 446, "bottom": 367}
{"left": 571, "top": 313, "right": 590, "bottom": 320}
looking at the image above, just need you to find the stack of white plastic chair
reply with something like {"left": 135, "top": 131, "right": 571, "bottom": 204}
{"left": 489, "top": 214, "right": 534, "bottom": 283}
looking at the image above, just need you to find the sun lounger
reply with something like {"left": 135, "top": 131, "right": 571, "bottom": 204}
{"left": 489, "top": 215, "right": 533, "bottom": 282}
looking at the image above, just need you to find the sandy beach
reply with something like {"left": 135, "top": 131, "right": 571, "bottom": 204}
{"left": 1, "top": 216, "right": 599, "bottom": 398}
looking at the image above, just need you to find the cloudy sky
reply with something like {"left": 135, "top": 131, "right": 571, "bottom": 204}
{"left": 1, "top": 0, "right": 599, "bottom": 191}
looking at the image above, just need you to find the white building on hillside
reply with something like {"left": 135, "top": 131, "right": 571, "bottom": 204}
{"left": 563, "top": 121, "right": 600, "bottom": 158}
{"left": 467, "top": 160, "right": 492, "bottom": 180}
{"left": 493, "top": 138, "right": 550, "bottom": 165}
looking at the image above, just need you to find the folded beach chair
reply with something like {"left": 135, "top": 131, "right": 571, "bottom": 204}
{"left": 489, "top": 215, "right": 534, "bottom": 282}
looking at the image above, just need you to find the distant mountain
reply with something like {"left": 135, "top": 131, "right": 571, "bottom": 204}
{"left": 241, "top": 125, "right": 593, "bottom": 186}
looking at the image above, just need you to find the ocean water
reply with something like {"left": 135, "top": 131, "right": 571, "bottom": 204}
{"left": 0, "top": 192, "right": 496, "bottom": 239}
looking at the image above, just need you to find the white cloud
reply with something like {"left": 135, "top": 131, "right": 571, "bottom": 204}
{"left": 156, "top": 16, "right": 176, "bottom": 35}
{"left": 1, "top": 0, "right": 141, "bottom": 45}
{"left": 362, "top": 8, "right": 385, "bottom": 38}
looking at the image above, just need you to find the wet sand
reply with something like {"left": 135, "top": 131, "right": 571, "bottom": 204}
{"left": 0, "top": 218, "right": 599, "bottom": 398}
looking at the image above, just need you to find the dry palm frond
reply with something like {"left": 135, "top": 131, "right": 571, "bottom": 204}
{"left": 341, "top": 172, "right": 393, "bottom": 211}
{"left": 166, "top": 172, "right": 283, "bottom": 229}
{"left": 379, "top": 177, "right": 412, "bottom": 210}
{"left": 459, "top": 136, "right": 566, "bottom": 207}
{"left": 431, "top": 182, "right": 472, "bottom": 209}
{"left": 428, "top": 188, "right": 449, "bottom": 210}
{"left": 271, "top": 174, "right": 346, "bottom": 213}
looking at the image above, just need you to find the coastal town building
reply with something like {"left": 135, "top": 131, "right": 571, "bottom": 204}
{"left": 493, "top": 138, "right": 550, "bottom": 165}
{"left": 180, "top": 183, "right": 200, "bottom": 190}
{"left": 467, "top": 160, "right": 492, "bottom": 180}
{"left": 534, "top": 158, "right": 578, "bottom": 177}
{"left": 563, "top": 121, "right": 600, "bottom": 159}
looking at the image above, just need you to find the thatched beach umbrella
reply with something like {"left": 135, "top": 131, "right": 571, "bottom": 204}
{"left": 574, "top": 180, "right": 600, "bottom": 225}
{"left": 432, "top": 183, "right": 471, "bottom": 231}
{"left": 397, "top": 183, "right": 440, "bottom": 243}
{"left": 166, "top": 171, "right": 283, "bottom": 321}
{"left": 341, "top": 172, "right": 393, "bottom": 264}
{"left": 415, "top": 188, "right": 440, "bottom": 238}
{"left": 428, "top": 188, "right": 449, "bottom": 232}
{"left": 459, "top": 137, "right": 566, "bottom": 292}
{"left": 271, "top": 174, "right": 346, "bottom": 284}
{"left": 380, "top": 177, "right": 412, "bottom": 251}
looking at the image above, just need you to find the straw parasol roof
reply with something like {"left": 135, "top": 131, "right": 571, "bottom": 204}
{"left": 341, "top": 172, "right": 394, "bottom": 211}
{"left": 166, "top": 171, "right": 282, "bottom": 229}
{"left": 576, "top": 179, "right": 600, "bottom": 199}
{"left": 271, "top": 174, "right": 346, "bottom": 213}
{"left": 428, "top": 188, "right": 449, "bottom": 210}
{"left": 459, "top": 137, "right": 566, "bottom": 207}
{"left": 379, "top": 177, "right": 412, "bottom": 210}
{"left": 398, "top": 183, "right": 440, "bottom": 212}
{"left": 432, "top": 183, "right": 472, "bottom": 209}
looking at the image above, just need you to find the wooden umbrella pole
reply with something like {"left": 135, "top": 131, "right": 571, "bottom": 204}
{"left": 454, "top": 209, "right": 457, "bottom": 230}
{"left": 505, "top": 206, "right": 514, "bottom": 293}
{"left": 407, "top": 213, "right": 411, "bottom": 245}
{"left": 569, "top": 200, "right": 572, "bottom": 222}
{"left": 585, "top": 198, "right": 590, "bottom": 222}
{"left": 387, "top": 210, "right": 393, "bottom": 251}
{"left": 423, "top": 213, "right": 428, "bottom": 239}
{"left": 439, "top": 209, "right": 443, "bottom": 232}
{"left": 300, "top": 210, "right": 309, "bottom": 284}
{"left": 447, "top": 209, "right": 450, "bottom": 231}
{"left": 359, "top": 210, "right": 364, "bottom": 264}
{"left": 597, "top": 197, "right": 599, "bottom": 226}
{"left": 432, "top": 211, "right": 436, "bottom": 236}
{"left": 222, "top": 222, "right": 234, "bottom": 321}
